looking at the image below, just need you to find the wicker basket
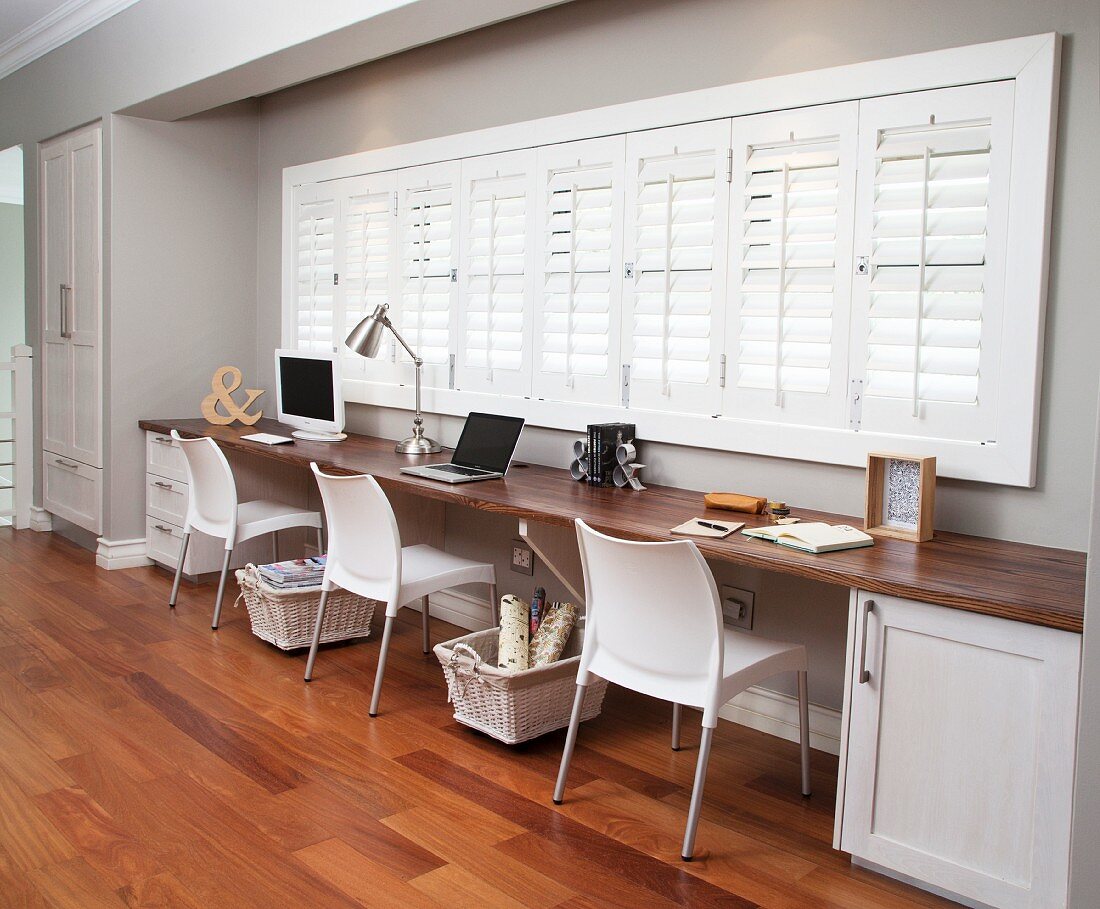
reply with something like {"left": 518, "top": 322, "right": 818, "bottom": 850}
{"left": 433, "top": 623, "right": 608, "bottom": 745}
{"left": 234, "top": 565, "right": 376, "bottom": 651}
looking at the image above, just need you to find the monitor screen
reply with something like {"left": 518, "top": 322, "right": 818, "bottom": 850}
{"left": 278, "top": 355, "right": 336, "bottom": 422}
{"left": 452, "top": 412, "right": 525, "bottom": 473}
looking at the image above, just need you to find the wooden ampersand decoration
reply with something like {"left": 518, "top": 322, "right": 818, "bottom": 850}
{"left": 201, "top": 366, "right": 264, "bottom": 426}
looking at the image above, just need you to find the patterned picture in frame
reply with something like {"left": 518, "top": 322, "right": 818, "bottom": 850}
{"left": 864, "top": 453, "right": 936, "bottom": 542}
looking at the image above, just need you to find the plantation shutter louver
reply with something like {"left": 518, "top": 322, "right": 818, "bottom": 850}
{"left": 398, "top": 162, "right": 460, "bottom": 389}
{"left": 339, "top": 173, "right": 399, "bottom": 380}
{"left": 533, "top": 136, "right": 625, "bottom": 405}
{"left": 852, "top": 83, "right": 1012, "bottom": 443}
{"left": 457, "top": 151, "right": 536, "bottom": 395}
{"left": 623, "top": 121, "right": 730, "bottom": 414}
{"left": 293, "top": 187, "right": 337, "bottom": 352}
{"left": 726, "top": 104, "right": 857, "bottom": 426}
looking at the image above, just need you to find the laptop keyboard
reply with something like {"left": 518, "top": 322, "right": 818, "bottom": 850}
{"left": 431, "top": 464, "right": 491, "bottom": 476}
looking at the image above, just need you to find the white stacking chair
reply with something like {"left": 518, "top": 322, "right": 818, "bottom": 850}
{"left": 305, "top": 463, "right": 498, "bottom": 717}
{"left": 554, "top": 519, "right": 811, "bottom": 861}
{"left": 167, "top": 431, "right": 323, "bottom": 629}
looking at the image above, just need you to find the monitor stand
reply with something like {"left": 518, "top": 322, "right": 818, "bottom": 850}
{"left": 291, "top": 430, "right": 348, "bottom": 442}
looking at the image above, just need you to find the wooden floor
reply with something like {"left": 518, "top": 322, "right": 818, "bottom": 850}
{"left": 0, "top": 527, "right": 958, "bottom": 909}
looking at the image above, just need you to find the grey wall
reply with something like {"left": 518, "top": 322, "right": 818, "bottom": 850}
{"left": 254, "top": 0, "right": 1100, "bottom": 552}
{"left": 0, "top": 202, "right": 23, "bottom": 356}
{"left": 107, "top": 104, "right": 261, "bottom": 540}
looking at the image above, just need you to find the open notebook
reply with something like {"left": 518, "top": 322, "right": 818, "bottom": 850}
{"left": 742, "top": 522, "right": 874, "bottom": 554}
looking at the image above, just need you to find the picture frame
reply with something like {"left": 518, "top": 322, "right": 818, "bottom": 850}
{"left": 864, "top": 453, "right": 936, "bottom": 542}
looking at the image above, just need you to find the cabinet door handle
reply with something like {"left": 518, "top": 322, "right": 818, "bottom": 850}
{"left": 153, "top": 524, "right": 174, "bottom": 534}
{"left": 152, "top": 481, "right": 174, "bottom": 490}
{"left": 152, "top": 436, "right": 174, "bottom": 446}
{"left": 59, "top": 284, "right": 72, "bottom": 338}
{"left": 54, "top": 457, "right": 79, "bottom": 470}
{"left": 858, "top": 599, "right": 875, "bottom": 684}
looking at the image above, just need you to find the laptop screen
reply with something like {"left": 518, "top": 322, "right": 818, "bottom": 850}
{"left": 451, "top": 413, "right": 525, "bottom": 473}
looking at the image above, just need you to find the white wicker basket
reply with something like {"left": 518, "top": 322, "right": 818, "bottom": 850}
{"left": 433, "top": 623, "right": 608, "bottom": 745}
{"left": 234, "top": 565, "right": 376, "bottom": 651}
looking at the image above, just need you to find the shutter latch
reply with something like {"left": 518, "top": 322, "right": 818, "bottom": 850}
{"left": 849, "top": 378, "right": 864, "bottom": 431}
{"left": 621, "top": 364, "right": 631, "bottom": 408}
{"left": 448, "top": 354, "right": 456, "bottom": 389}
{"left": 624, "top": 262, "right": 634, "bottom": 279}
{"left": 333, "top": 272, "right": 339, "bottom": 286}
{"left": 855, "top": 256, "right": 870, "bottom": 276}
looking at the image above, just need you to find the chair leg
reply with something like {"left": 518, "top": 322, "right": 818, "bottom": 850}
{"left": 488, "top": 582, "right": 498, "bottom": 626}
{"left": 303, "top": 589, "right": 330, "bottom": 682}
{"left": 672, "top": 702, "right": 682, "bottom": 751}
{"left": 553, "top": 683, "right": 588, "bottom": 804}
{"left": 369, "top": 614, "right": 396, "bottom": 718}
{"left": 316, "top": 527, "right": 324, "bottom": 557}
{"left": 421, "top": 595, "right": 431, "bottom": 654}
{"left": 681, "top": 725, "right": 715, "bottom": 861}
{"left": 211, "top": 549, "right": 233, "bottom": 630}
{"left": 798, "top": 670, "right": 812, "bottom": 797}
{"left": 168, "top": 532, "right": 190, "bottom": 608}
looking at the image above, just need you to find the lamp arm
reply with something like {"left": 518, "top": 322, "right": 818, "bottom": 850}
{"left": 381, "top": 317, "right": 422, "bottom": 367}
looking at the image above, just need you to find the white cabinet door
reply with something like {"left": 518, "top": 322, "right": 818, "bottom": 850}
{"left": 40, "top": 136, "right": 71, "bottom": 460}
{"left": 840, "top": 592, "right": 1079, "bottom": 909}
{"left": 67, "top": 126, "right": 102, "bottom": 468}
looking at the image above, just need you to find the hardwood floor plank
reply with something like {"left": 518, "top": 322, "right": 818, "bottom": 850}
{"left": 294, "top": 838, "right": 440, "bottom": 908}
{"left": 28, "top": 856, "right": 129, "bottom": 909}
{"left": 0, "top": 767, "right": 78, "bottom": 872}
{"left": 411, "top": 861, "right": 531, "bottom": 908}
{"left": 116, "top": 871, "right": 205, "bottom": 909}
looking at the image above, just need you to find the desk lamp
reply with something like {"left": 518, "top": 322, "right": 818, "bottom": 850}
{"left": 344, "top": 303, "right": 442, "bottom": 454}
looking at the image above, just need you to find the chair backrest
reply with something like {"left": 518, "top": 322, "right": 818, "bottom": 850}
{"left": 310, "top": 463, "right": 402, "bottom": 607}
{"left": 172, "top": 431, "right": 238, "bottom": 540}
{"left": 575, "top": 519, "right": 724, "bottom": 709}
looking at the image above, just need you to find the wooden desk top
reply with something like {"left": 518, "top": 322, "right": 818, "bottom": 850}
{"left": 139, "top": 417, "right": 1086, "bottom": 633}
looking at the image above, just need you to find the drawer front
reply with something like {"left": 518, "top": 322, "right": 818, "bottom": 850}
{"left": 146, "top": 517, "right": 187, "bottom": 571}
{"left": 146, "top": 474, "right": 188, "bottom": 526}
{"left": 146, "top": 431, "right": 187, "bottom": 483}
{"left": 42, "top": 451, "right": 102, "bottom": 534}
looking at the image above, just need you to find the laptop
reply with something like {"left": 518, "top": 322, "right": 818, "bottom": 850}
{"left": 400, "top": 412, "right": 525, "bottom": 484}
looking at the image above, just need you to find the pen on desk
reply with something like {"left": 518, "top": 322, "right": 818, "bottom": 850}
{"left": 697, "top": 520, "right": 729, "bottom": 532}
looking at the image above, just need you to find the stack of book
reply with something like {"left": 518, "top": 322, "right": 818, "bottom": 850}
{"left": 258, "top": 556, "right": 327, "bottom": 589}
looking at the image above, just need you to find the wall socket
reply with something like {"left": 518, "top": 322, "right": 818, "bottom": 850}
{"left": 720, "top": 584, "right": 755, "bottom": 630}
{"left": 511, "top": 540, "right": 534, "bottom": 575}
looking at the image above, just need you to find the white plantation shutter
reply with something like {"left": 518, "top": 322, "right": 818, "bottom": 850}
{"left": 457, "top": 151, "right": 536, "bottom": 395}
{"left": 293, "top": 186, "right": 337, "bottom": 352}
{"left": 725, "top": 103, "right": 857, "bottom": 426}
{"left": 398, "top": 162, "right": 460, "bottom": 389}
{"left": 623, "top": 121, "right": 730, "bottom": 414}
{"left": 533, "top": 136, "right": 625, "bottom": 405}
{"left": 339, "top": 172, "right": 399, "bottom": 381}
{"left": 852, "top": 83, "right": 1013, "bottom": 443}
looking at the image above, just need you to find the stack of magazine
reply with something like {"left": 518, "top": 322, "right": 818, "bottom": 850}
{"left": 258, "top": 556, "right": 327, "bottom": 590}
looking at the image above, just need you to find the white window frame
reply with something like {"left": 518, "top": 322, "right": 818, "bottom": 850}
{"left": 282, "top": 33, "right": 1059, "bottom": 486}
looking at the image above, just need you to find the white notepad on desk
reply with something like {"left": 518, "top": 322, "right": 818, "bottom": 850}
{"left": 741, "top": 522, "right": 873, "bottom": 554}
{"left": 670, "top": 518, "right": 745, "bottom": 539}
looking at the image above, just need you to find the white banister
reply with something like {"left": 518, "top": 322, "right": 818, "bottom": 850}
{"left": 1, "top": 345, "right": 32, "bottom": 529}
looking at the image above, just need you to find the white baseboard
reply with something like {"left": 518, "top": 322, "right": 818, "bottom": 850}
{"left": 425, "top": 589, "right": 841, "bottom": 754}
{"left": 29, "top": 506, "right": 53, "bottom": 532}
{"left": 95, "top": 537, "right": 154, "bottom": 570}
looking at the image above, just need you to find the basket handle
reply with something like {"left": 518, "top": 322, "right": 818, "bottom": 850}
{"left": 446, "top": 642, "right": 484, "bottom": 701}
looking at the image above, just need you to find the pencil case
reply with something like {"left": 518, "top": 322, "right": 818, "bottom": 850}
{"left": 704, "top": 492, "right": 768, "bottom": 514}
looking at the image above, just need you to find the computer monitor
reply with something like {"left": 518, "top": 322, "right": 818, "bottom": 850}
{"left": 274, "top": 349, "right": 346, "bottom": 441}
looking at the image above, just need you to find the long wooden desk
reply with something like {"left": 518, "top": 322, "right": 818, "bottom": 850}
{"left": 139, "top": 417, "right": 1085, "bottom": 633}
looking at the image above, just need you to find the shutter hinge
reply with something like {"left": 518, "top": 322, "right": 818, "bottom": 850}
{"left": 393, "top": 191, "right": 398, "bottom": 217}
{"left": 450, "top": 268, "right": 458, "bottom": 283}
{"left": 448, "top": 353, "right": 456, "bottom": 389}
{"left": 849, "top": 378, "right": 864, "bottom": 431}
{"left": 726, "top": 148, "right": 733, "bottom": 183}
{"left": 621, "top": 364, "right": 631, "bottom": 408}
{"left": 719, "top": 353, "right": 727, "bottom": 388}
{"left": 333, "top": 272, "right": 339, "bottom": 286}
{"left": 624, "top": 262, "right": 634, "bottom": 279}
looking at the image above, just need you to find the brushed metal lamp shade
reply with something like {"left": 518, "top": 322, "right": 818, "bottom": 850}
{"left": 344, "top": 303, "right": 442, "bottom": 454}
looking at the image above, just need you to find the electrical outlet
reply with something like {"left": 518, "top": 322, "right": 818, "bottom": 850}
{"left": 720, "top": 584, "right": 755, "bottom": 630}
{"left": 511, "top": 540, "right": 534, "bottom": 575}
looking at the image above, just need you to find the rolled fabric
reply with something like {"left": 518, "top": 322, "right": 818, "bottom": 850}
{"left": 497, "top": 595, "right": 530, "bottom": 671}
{"left": 529, "top": 601, "right": 578, "bottom": 666}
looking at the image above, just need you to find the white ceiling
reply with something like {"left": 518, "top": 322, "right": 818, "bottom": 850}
{"left": 0, "top": 1, "right": 74, "bottom": 45}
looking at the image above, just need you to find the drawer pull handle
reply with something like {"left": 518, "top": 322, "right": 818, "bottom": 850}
{"left": 858, "top": 599, "right": 874, "bottom": 684}
{"left": 54, "top": 458, "right": 79, "bottom": 469}
{"left": 153, "top": 481, "right": 174, "bottom": 490}
{"left": 152, "top": 436, "right": 174, "bottom": 446}
{"left": 153, "top": 524, "right": 174, "bottom": 534}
